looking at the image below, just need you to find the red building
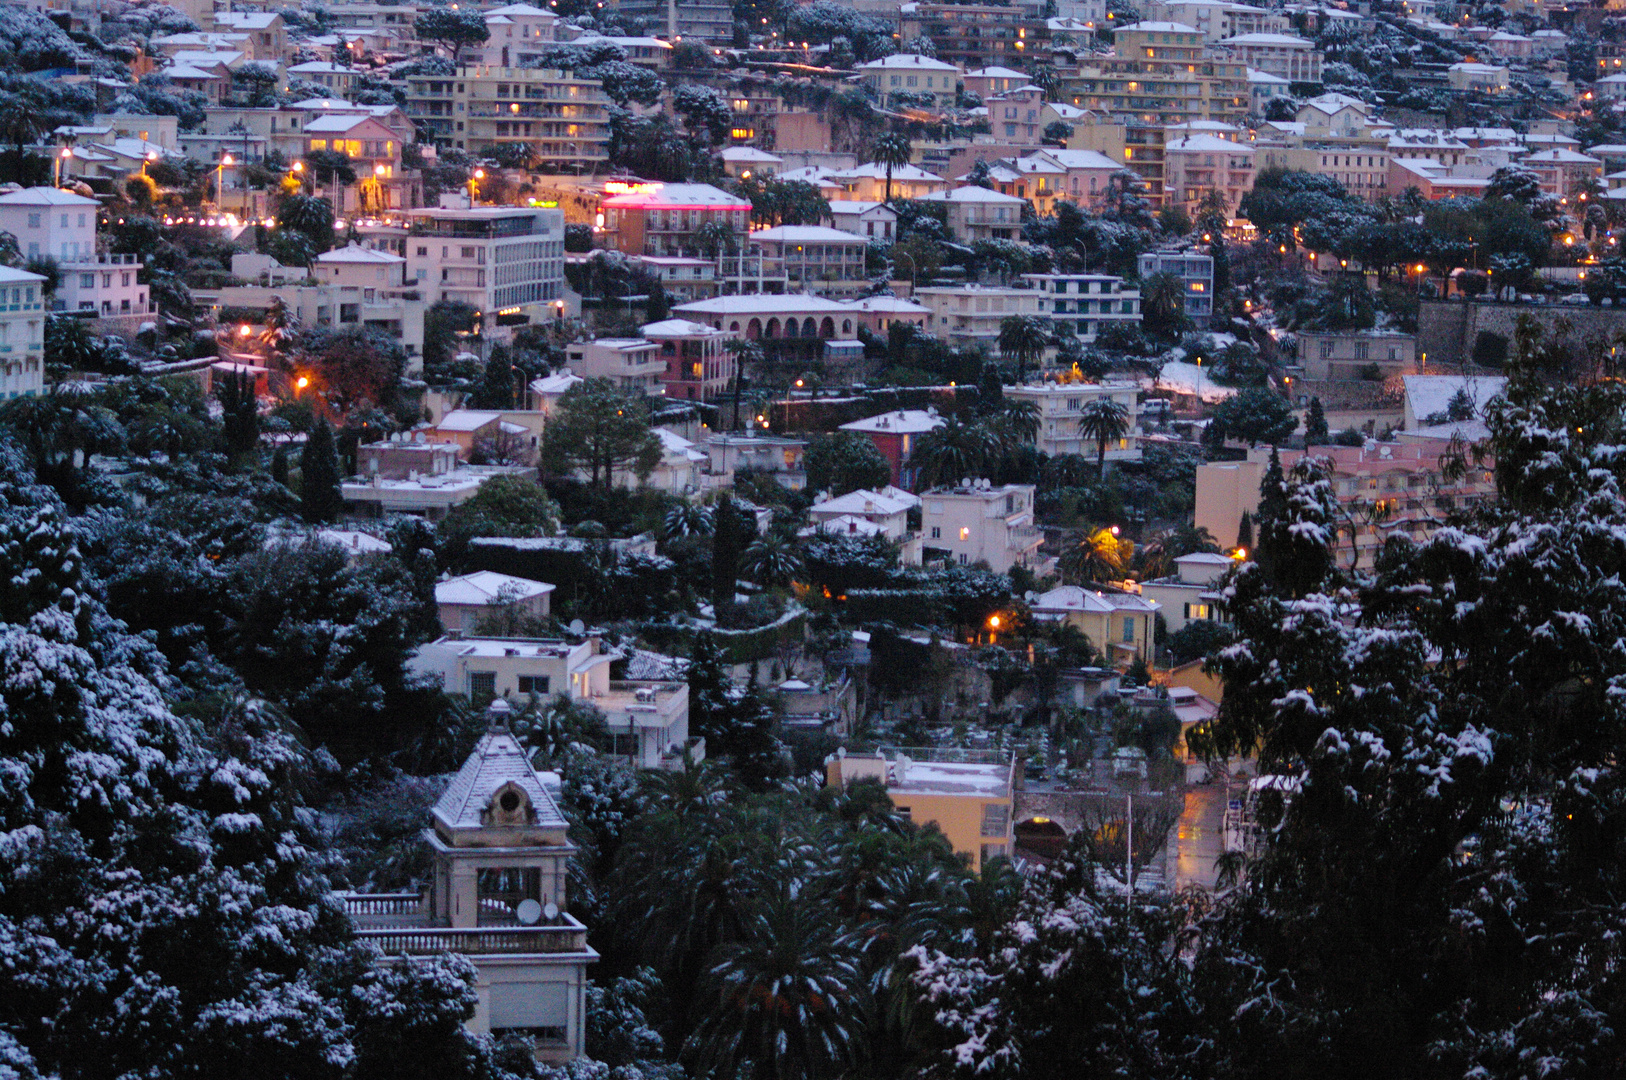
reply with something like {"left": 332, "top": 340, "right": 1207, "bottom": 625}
{"left": 838, "top": 409, "right": 945, "bottom": 488}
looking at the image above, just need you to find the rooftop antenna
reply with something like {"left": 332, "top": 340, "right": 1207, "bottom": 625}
{"left": 568, "top": 618, "right": 586, "bottom": 636}
{"left": 487, "top": 698, "right": 513, "bottom": 731}
{"left": 515, "top": 898, "right": 542, "bottom": 925}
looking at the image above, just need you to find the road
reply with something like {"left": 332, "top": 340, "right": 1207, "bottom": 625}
{"left": 1168, "top": 777, "right": 1229, "bottom": 892}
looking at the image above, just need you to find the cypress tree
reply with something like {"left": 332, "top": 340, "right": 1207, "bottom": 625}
{"left": 472, "top": 345, "right": 515, "bottom": 409}
{"left": 271, "top": 444, "right": 290, "bottom": 488}
{"left": 1305, "top": 396, "right": 1329, "bottom": 444}
{"left": 299, "top": 419, "right": 343, "bottom": 523}
{"left": 711, "top": 495, "right": 744, "bottom": 607}
{"left": 1236, "top": 510, "right": 1253, "bottom": 552}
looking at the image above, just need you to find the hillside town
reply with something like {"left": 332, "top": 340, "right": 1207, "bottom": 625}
{"left": 2, "top": 0, "right": 1626, "bottom": 1076}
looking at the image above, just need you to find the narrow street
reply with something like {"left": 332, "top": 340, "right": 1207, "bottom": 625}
{"left": 1169, "top": 776, "right": 1230, "bottom": 893}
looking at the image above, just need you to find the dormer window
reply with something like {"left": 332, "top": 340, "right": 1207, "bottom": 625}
{"left": 486, "top": 781, "right": 533, "bottom": 826}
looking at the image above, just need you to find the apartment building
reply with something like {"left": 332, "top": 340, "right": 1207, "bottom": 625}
{"left": 599, "top": 183, "right": 752, "bottom": 258}
{"left": 1522, "top": 148, "right": 1602, "bottom": 198}
{"left": 0, "top": 267, "right": 46, "bottom": 399}
{"left": 702, "top": 433, "right": 808, "bottom": 490}
{"left": 435, "top": 570, "right": 554, "bottom": 632}
{"left": 1141, "top": 0, "right": 1282, "bottom": 41}
{"left": 898, "top": 1, "right": 1045, "bottom": 71}
{"left": 1162, "top": 133, "right": 1256, "bottom": 218}
{"left": 746, "top": 225, "right": 870, "bottom": 297}
{"left": 1194, "top": 439, "right": 1498, "bottom": 564}
{"left": 916, "top": 187, "right": 1027, "bottom": 242}
{"left": 1026, "top": 274, "right": 1141, "bottom": 342}
{"left": 1137, "top": 249, "right": 1214, "bottom": 320}
{"left": 564, "top": 337, "right": 664, "bottom": 395}
{"left": 641, "top": 318, "right": 735, "bottom": 402}
{"left": 1004, "top": 380, "right": 1142, "bottom": 460}
{"left": 1214, "top": 33, "right": 1321, "bottom": 83}
{"left": 1298, "top": 331, "right": 1417, "bottom": 381}
{"left": 404, "top": 66, "right": 609, "bottom": 168}
{"left": 405, "top": 199, "right": 566, "bottom": 341}
{"left": 858, "top": 53, "right": 962, "bottom": 110}
{"left": 0, "top": 187, "right": 155, "bottom": 322}
{"left": 609, "top": 0, "right": 733, "bottom": 41}
{"left": 827, "top": 747, "right": 1015, "bottom": 872}
{"left": 913, "top": 284, "right": 1043, "bottom": 347}
{"left": 807, "top": 486, "right": 924, "bottom": 564}
{"left": 475, "top": 2, "right": 561, "bottom": 68}
{"left": 826, "top": 201, "right": 897, "bottom": 241}
{"left": 1254, "top": 141, "right": 1389, "bottom": 199}
{"left": 1137, "top": 551, "right": 1234, "bottom": 633}
{"left": 921, "top": 481, "right": 1043, "bottom": 573}
{"left": 1447, "top": 62, "right": 1509, "bottom": 93}
{"left": 987, "top": 148, "right": 1122, "bottom": 213}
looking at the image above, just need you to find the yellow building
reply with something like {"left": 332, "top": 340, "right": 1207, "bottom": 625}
{"left": 826, "top": 748, "right": 1016, "bottom": 872}
{"left": 404, "top": 65, "right": 609, "bottom": 169}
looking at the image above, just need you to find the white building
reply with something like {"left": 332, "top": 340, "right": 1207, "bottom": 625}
{"left": 915, "top": 186, "right": 1026, "bottom": 242}
{"left": 807, "top": 486, "right": 923, "bottom": 564}
{"left": 1162, "top": 133, "right": 1256, "bottom": 218}
{"left": 0, "top": 267, "right": 46, "bottom": 399}
{"left": 747, "top": 225, "right": 870, "bottom": 297}
{"left": 437, "top": 570, "right": 555, "bottom": 632}
{"left": 406, "top": 197, "right": 566, "bottom": 342}
{"left": 826, "top": 201, "right": 897, "bottom": 242}
{"left": 1026, "top": 273, "right": 1141, "bottom": 341}
{"left": 921, "top": 481, "right": 1043, "bottom": 573}
{"left": 1137, "top": 249, "right": 1214, "bottom": 319}
{"left": 1028, "top": 584, "right": 1158, "bottom": 667}
{"left": 409, "top": 635, "right": 695, "bottom": 769}
{"left": 1215, "top": 32, "right": 1321, "bottom": 82}
{"left": 564, "top": 338, "right": 664, "bottom": 395}
{"left": 858, "top": 53, "right": 962, "bottom": 110}
{"left": 1003, "top": 381, "right": 1141, "bottom": 461}
{"left": 913, "top": 284, "right": 1043, "bottom": 348}
{"left": 0, "top": 188, "right": 150, "bottom": 321}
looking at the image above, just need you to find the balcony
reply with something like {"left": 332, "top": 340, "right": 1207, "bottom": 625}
{"left": 338, "top": 892, "right": 593, "bottom": 954}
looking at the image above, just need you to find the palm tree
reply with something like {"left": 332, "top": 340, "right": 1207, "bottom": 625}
{"left": 997, "top": 314, "right": 1049, "bottom": 383}
{"left": 685, "top": 895, "right": 868, "bottom": 1080}
{"left": 1058, "top": 526, "right": 1130, "bottom": 584}
{"left": 664, "top": 502, "right": 715, "bottom": 539}
{"left": 723, "top": 338, "right": 764, "bottom": 429}
{"left": 694, "top": 218, "right": 739, "bottom": 259}
{"left": 868, "top": 132, "right": 914, "bottom": 204}
{"left": 1077, "top": 398, "right": 1129, "bottom": 478}
{"left": 1140, "top": 271, "right": 1188, "bottom": 338}
{"left": 909, "top": 416, "right": 998, "bottom": 489}
{"left": 995, "top": 399, "right": 1040, "bottom": 444}
{"left": 741, "top": 532, "right": 804, "bottom": 588}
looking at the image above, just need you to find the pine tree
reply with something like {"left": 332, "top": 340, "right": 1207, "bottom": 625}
{"left": 1236, "top": 510, "right": 1253, "bottom": 551}
{"left": 472, "top": 345, "right": 515, "bottom": 409}
{"left": 711, "top": 495, "right": 745, "bottom": 607}
{"left": 271, "top": 443, "right": 290, "bottom": 487}
{"left": 1305, "top": 396, "right": 1329, "bottom": 444}
{"left": 299, "top": 418, "right": 343, "bottom": 523}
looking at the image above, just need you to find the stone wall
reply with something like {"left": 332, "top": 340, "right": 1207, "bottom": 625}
{"left": 1418, "top": 299, "right": 1626, "bottom": 367}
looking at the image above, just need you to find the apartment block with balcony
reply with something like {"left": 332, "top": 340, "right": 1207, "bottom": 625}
{"left": 565, "top": 337, "right": 665, "bottom": 395}
{"left": 746, "top": 225, "right": 869, "bottom": 298}
{"left": 59, "top": 254, "right": 152, "bottom": 320}
{"left": 642, "top": 318, "right": 735, "bottom": 402}
{"left": 405, "top": 198, "right": 566, "bottom": 341}
{"left": 913, "top": 284, "right": 1043, "bottom": 348}
{"left": 1004, "top": 380, "right": 1142, "bottom": 461}
{"left": 609, "top": 0, "right": 733, "bottom": 40}
{"left": 921, "top": 481, "right": 1043, "bottom": 573}
{"left": 1027, "top": 274, "right": 1141, "bottom": 341}
{"left": 600, "top": 184, "right": 753, "bottom": 258}
{"left": 0, "top": 267, "right": 46, "bottom": 399}
{"left": 1162, "top": 133, "right": 1256, "bottom": 218}
{"left": 898, "top": 2, "right": 1045, "bottom": 71}
{"left": 858, "top": 53, "right": 962, "bottom": 110}
{"left": 1137, "top": 249, "right": 1214, "bottom": 319}
{"left": 404, "top": 67, "right": 609, "bottom": 169}
{"left": 1298, "top": 331, "right": 1417, "bottom": 381}
{"left": 916, "top": 187, "right": 1027, "bottom": 242}
{"left": 1214, "top": 33, "right": 1321, "bottom": 83}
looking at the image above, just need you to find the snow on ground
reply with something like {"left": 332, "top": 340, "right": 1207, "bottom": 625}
{"left": 1157, "top": 359, "right": 1240, "bottom": 403}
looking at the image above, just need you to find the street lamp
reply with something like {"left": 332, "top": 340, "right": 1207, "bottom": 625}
{"left": 217, "top": 152, "right": 234, "bottom": 208}
{"left": 54, "top": 147, "right": 71, "bottom": 186}
{"left": 469, "top": 168, "right": 485, "bottom": 205}
{"left": 141, "top": 150, "right": 157, "bottom": 177}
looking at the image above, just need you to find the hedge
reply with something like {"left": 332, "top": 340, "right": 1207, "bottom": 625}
{"left": 636, "top": 605, "right": 808, "bottom": 664}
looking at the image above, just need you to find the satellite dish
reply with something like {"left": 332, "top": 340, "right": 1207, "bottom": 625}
{"left": 516, "top": 899, "right": 543, "bottom": 925}
{"left": 568, "top": 619, "right": 586, "bottom": 636}
{"left": 543, "top": 901, "right": 560, "bottom": 922}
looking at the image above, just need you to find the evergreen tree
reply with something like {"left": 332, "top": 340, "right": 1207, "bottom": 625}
{"left": 1235, "top": 509, "right": 1253, "bottom": 551}
{"left": 712, "top": 495, "right": 747, "bottom": 607}
{"left": 217, "top": 367, "right": 259, "bottom": 455}
{"left": 299, "top": 418, "right": 343, "bottom": 523}
{"left": 471, "top": 345, "right": 516, "bottom": 409}
{"left": 271, "top": 442, "right": 290, "bottom": 487}
{"left": 1305, "top": 395, "right": 1329, "bottom": 444}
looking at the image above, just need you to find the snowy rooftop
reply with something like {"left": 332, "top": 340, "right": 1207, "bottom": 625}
{"left": 435, "top": 409, "right": 507, "bottom": 432}
{"left": 1402, "top": 374, "right": 1506, "bottom": 422}
{"left": 436, "top": 570, "right": 554, "bottom": 607}
{"left": 841, "top": 409, "right": 945, "bottom": 435}
{"left": 749, "top": 225, "right": 867, "bottom": 244}
{"left": 432, "top": 728, "right": 569, "bottom": 833}
{"left": 811, "top": 487, "right": 916, "bottom": 517}
{"left": 1030, "top": 585, "right": 1159, "bottom": 615}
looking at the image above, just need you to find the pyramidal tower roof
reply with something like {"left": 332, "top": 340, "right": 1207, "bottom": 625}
{"left": 432, "top": 726, "right": 569, "bottom": 834}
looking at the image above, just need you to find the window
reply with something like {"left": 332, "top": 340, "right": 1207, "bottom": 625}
{"left": 612, "top": 733, "right": 638, "bottom": 757}
{"left": 517, "top": 675, "right": 549, "bottom": 696}
{"left": 26, "top": 214, "right": 38, "bottom": 229}
{"left": 1122, "top": 618, "right": 1135, "bottom": 643}
{"left": 930, "top": 526, "right": 941, "bottom": 539}
{"left": 1184, "top": 603, "right": 1210, "bottom": 620}
{"left": 1321, "top": 340, "right": 1334, "bottom": 359}
{"left": 981, "top": 802, "right": 1009, "bottom": 837}
{"left": 79, "top": 273, "right": 93, "bottom": 289}
{"left": 468, "top": 671, "right": 496, "bottom": 699}
{"left": 1354, "top": 341, "right": 1370, "bottom": 360}
{"left": 959, "top": 526, "right": 970, "bottom": 540}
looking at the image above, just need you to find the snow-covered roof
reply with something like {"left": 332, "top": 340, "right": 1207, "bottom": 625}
{"left": 0, "top": 185, "right": 97, "bottom": 208}
{"left": 1523, "top": 148, "right": 1600, "bottom": 164}
{"left": 811, "top": 487, "right": 916, "bottom": 517}
{"left": 530, "top": 372, "right": 584, "bottom": 395}
{"left": 840, "top": 409, "right": 945, "bottom": 435}
{"left": 1166, "top": 134, "right": 1255, "bottom": 153}
{"left": 1030, "top": 585, "right": 1159, "bottom": 615}
{"left": 1221, "top": 32, "right": 1314, "bottom": 45}
{"left": 1156, "top": 359, "right": 1238, "bottom": 403}
{"left": 1247, "top": 68, "right": 1291, "bottom": 84}
{"left": 749, "top": 225, "right": 866, "bottom": 243}
{"left": 432, "top": 728, "right": 569, "bottom": 833}
{"left": 807, "top": 513, "right": 887, "bottom": 538}
{"left": 966, "top": 65, "right": 1028, "bottom": 78}
{"left": 674, "top": 294, "right": 852, "bottom": 316}
{"left": 919, "top": 186, "right": 1027, "bottom": 204}
{"left": 289, "top": 61, "right": 355, "bottom": 73}
{"left": 1118, "top": 21, "right": 1199, "bottom": 32}
{"left": 435, "top": 409, "right": 507, "bottom": 432}
{"left": 859, "top": 53, "right": 959, "bottom": 71}
{"left": 485, "top": 2, "right": 557, "bottom": 15}
{"left": 303, "top": 113, "right": 378, "bottom": 134}
{"left": 719, "top": 148, "right": 783, "bottom": 166}
{"left": 1041, "top": 148, "right": 1121, "bottom": 170}
{"left": 831, "top": 163, "right": 945, "bottom": 183}
{"left": 436, "top": 570, "right": 555, "bottom": 606}
{"left": 640, "top": 318, "right": 726, "bottom": 337}
{"left": 317, "top": 242, "right": 404, "bottom": 264}
{"left": 1402, "top": 374, "right": 1506, "bottom": 422}
{"left": 601, "top": 183, "right": 750, "bottom": 209}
